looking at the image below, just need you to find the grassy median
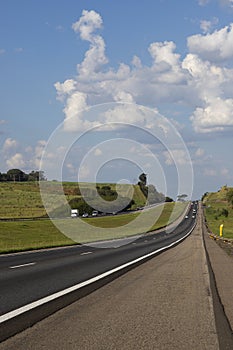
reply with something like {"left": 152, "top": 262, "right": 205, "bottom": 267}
{"left": 0, "top": 202, "right": 187, "bottom": 254}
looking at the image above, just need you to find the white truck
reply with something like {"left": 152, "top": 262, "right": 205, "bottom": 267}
{"left": 71, "top": 209, "right": 79, "bottom": 218}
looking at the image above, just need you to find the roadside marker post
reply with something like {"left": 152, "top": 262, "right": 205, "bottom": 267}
{"left": 219, "top": 224, "right": 224, "bottom": 237}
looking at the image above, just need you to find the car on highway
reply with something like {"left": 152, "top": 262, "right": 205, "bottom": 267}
{"left": 185, "top": 215, "right": 189, "bottom": 219}
{"left": 82, "top": 213, "right": 89, "bottom": 218}
{"left": 92, "top": 210, "right": 98, "bottom": 216}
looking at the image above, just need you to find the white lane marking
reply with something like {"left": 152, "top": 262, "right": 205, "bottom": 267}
{"left": 9, "top": 262, "right": 36, "bottom": 269}
{"left": 80, "top": 252, "right": 93, "bottom": 256}
{"left": 0, "top": 223, "right": 195, "bottom": 324}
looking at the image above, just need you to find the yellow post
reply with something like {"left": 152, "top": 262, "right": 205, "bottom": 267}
{"left": 220, "top": 224, "right": 224, "bottom": 237}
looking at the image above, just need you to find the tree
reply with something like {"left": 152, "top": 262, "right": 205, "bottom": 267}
{"left": 165, "top": 196, "right": 174, "bottom": 202}
{"left": 177, "top": 194, "right": 188, "bottom": 202}
{"left": 6, "top": 169, "right": 28, "bottom": 182}
{"left": 28, "top": 170, "right": 46, "bottom": 181}
{"left": 139, "top": 173, "right": 147, "bottom": 186}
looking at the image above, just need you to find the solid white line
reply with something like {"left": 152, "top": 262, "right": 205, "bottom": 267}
{"left": 80, "top": 252, "right": 93, "bottom": 256}
{"left": 0, "top": 224, "right": 195, "bottom": 324}
{"left": 9, "top": 262, "right": 36, "bottom": 269}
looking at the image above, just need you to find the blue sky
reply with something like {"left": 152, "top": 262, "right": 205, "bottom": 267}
{"left": 1, "top": 0, "right": 233, "bottom": 199}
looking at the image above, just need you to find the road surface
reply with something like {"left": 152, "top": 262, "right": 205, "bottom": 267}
{"left": 0, "top": 204, "right": 221, "bottom": 349}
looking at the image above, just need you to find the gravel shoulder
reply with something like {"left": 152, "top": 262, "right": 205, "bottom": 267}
{"left": 203, "top": 215, "right": 233, "bottom": 332}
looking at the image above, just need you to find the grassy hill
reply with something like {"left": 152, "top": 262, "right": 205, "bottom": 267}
{"left": 203, "top": 186, "right": 233, "bottom": 238}
{"left": 0, "top": 181, "right": 146, "bottom": 219}
{"left": 0, "top": 181, "right": 188, "bottom": 253}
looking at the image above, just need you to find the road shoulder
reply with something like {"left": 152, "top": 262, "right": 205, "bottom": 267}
{"left": 203, "top": 216, "right": 233, "bottom": 331}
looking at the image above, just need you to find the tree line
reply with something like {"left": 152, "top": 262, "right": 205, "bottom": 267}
{"left": 0, "top": 169, "right": 46, "bottom": 182}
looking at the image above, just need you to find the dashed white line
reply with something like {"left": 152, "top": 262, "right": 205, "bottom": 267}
{"left": 80, "top": 252, "right": 93, "bottom": 256}
{"left": 1, "top": 223, "right": 196, "bottom": 324}
{"left": 9, "top": 262, "right": 36, "bottom": 269}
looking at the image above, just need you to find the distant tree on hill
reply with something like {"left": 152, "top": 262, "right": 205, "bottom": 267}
{"left": 6, "top": 169, "right": 28, "bottom": 182}
{"left": 0, "top": 169, "right": 46, "bottom": 182}
{"left": 28, "top": 170, "right": 46, "bottom": 181}
{"left": 177, "top": 194, "right": 188, "bottom": 202}
{"left": 165, "top": 196, "right": 174, "bottom": 202}
{"left": 139, "top": 173, "right": 147, "bottom": 186}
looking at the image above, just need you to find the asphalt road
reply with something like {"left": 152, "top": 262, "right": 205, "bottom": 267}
{"left": 0, "top": 203, "right": 220, "bottom": 350}
{"left": 0, "top": 203, "right": 197, "bottom": 342}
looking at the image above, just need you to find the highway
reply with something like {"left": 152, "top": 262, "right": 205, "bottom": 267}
{"left": 0, "top": 202, "right": 197, "bottom": 341}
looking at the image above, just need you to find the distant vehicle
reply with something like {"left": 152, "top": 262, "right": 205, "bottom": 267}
{"left": 82, "top": 213, "right": 88, "bottom": 218}
{"left": 185, "top": 215, "right": 189, "bottom": 219}
{"left": 193, "top": 209, "right": 196, "bottom": 213}
{"left": 71, "top": 209, "right": 79, "bottom": 218}
{"left": 92, "top": 210, "right": 98, "bottom": 216}
{"left": 192, "top": 215, "right": 195, "bottom": 219}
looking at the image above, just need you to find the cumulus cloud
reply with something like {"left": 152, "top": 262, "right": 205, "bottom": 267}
{"left": 163, "top": 149, "right": 190, "bottom": 165}
{"left": 200, "top": 18, "right": 219, "bottom": 34}
{"left": 188, "top": 24, "right": 233, "bottom": 62}
{"left": 54, "top": 79, "right": 77, "bottom": 102}
{"left": 191, "top": 97, "right": 233, "bottom": 132}
{"left": 54, "top": 10, "right": 233, "bottom": 135}
{"left": 3, "top": 138, "right": 18, "bottom": 151}
{"left": 72, "top": 9, "right": 108, "bottom": 76}
{"left": 6, "top": 153, "right": 25, "bottom": 168}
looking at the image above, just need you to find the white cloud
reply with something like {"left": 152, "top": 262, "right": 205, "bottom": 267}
{"left": 72, "top": 9, "right": 108, "bottom": 76}
{"left": 187, "top": 24, "right": 233, "bottom": 62}
{"left": 195, "top": 148, "right": 205, "bottom": 157}
{"left": 200, "top": 18, "right": 218, "bottom": 34}
{"left": 191, "top": 97, "right": 233, "bottom": 132}
{"left": 54, "top": 10, "right": 233, "bottom": 136}
{"left": 54, "top": 79, "right": 77, "bottom": 102}
{"left": 6, "top": 153, "right": 25, "bottom": 169}
{"left": 3, "top": 138, "right": 18, "bottom": 151}
{"left": 198, "top": 0, "right": 210, "bottom": 5}
{"left": 72, "top": 10, "right": 103, "bottom": 41}
{"left": 163, "top": 149, "right": 189, "bottom": 165}
{"left": 204, "top": 168, "right": 217, "bottom": 176}
{"left": 220, "top": 0, "right": 233, "bottom": 8}
{"left": 94, "top": 148, "right": 102, "bottom": 156}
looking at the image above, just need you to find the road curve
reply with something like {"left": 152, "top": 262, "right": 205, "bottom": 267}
{"left": 0, "top": 203, "right": 196, "bottom": 342}
{"left": 0, "top": 203, "right": 220, "bottom": 349}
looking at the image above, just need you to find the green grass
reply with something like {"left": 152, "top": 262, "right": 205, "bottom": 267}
{"left": 0, "top": 202, "right": 187, "bottom": 254}
{"left": 0, "top": 220, "right": 76, "bottom": 253}
{"left": 0, "top": 182, "right": 146, "bottom": 219}
{"left": 203, "top": 186, "right": 233, "bottom": 239}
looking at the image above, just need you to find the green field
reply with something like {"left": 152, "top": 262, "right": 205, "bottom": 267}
{"left": 0, "top": 181, "right": 146, "bottom": 219}
{"left": 203, "top": 186, "right": 233, "bottom": 239}
{"left": 0, "top": 202, "right": 187, "bottom": 254}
